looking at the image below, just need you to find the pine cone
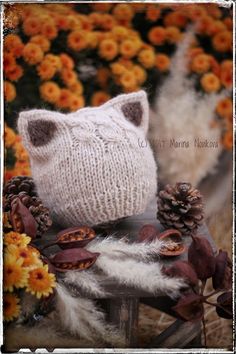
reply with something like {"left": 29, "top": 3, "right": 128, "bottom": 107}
{"left": 4, "top": 176, "right": 37, "bottom": 211}
{"left": 157, "top": 182, "right": 204, "bottom": 235}
{"left": 9, "top": 192, "right": 52, "bottom": 238}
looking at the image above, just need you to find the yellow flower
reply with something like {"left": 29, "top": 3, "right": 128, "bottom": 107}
{"left": 26, "top": 264, "right": 56, "bottom": 299}
{"left": 216, "top": 98, "right": 232, "bottom": 119}
{"left": 4, "top": 293, "right": 21, "bottom": 322}
{"left": 5, "top": 64, "right": 23, "bottom": 82}
{"left": 120, "top": 39, "right": 138, "bottom": 59}
{"left": 200, "top": 72, "right": 221, "bottom": 93}
{"left": 155, "top": 54, "right": 170, "bottom": 72}
{"left": 166, "top": 26, "right": 182, "bottom": 43}
{"left": 99, "top": 39, "right": 118, "bottom": 61}
{"left": 6, "top": 244, "right": 42, "bottom": 268}
{"left": 112, "top": 26, "right": 128, "bottom": 41}
{"left": 30, "top": 35, "right": 51, "bottom": 52}
{"left": 68, "top": 94, "right": 85, "bottom": 111}
{"left": 91, "top": 91, "right": 111, "bottom": 107}
{"left": 113, "top": 4, "right": 134, "bottom": 21}
{"left": 37, "top": 59, "right": 57, "bottom": 80}
{"left": 4, "top": 34, "right": 24, "bottom": 58}
{"left": 138, "top": 49, "right": 156, "bottom": 68}
{"left": 132, "top": 65, "right": 147, "bottom": 85}
{"left": 212, "top": 31, "right": 232, "bottom": 52}
{"left": 68, "top": 30, "right": 88, "bottom": 51}
{"left": 191, "top": 53, "right": 211, "bottom": 74}
{"left": 4, "top": 81, "right": 16, "bottom": 103}
{"left": 40, "top": 81, "right": 61, "bottom": 104}
{"left": 148, "top": 26, "right": 166, "bottom": 46}
{"left": 4, "top": 231, "right": 31, "bottom": 247}
{"left": 22, "top": 43, "right": 44, "bottom": 65}
{"left": 4, "top": 124, "right": 16, "bottom": 147}
{"left": 23, "top": 17, "right": 41, "bottom": 36}
{"left": 4, "top": 254, "right": 29, "bottom": 292}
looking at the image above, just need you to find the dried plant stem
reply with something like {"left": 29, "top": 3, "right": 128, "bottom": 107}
{"left": 202, "top": 314, "right": 207, "bottom": 347}
{"left": 204, "top": 300, "right": 232, "bottom": 317}
{"left": 204, "top": 289, "right": 221, "bottom": 299}
{"left": 200, "top": 280, "right": 206, "bottom": 295}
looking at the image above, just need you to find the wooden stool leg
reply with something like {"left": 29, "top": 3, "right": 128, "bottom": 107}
{"left": 108, "top": 297, "right": 139, "bottom": 347}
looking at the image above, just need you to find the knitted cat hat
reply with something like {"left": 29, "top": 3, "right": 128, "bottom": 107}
{"left": 18, "top": 91, "right": 157, "bottom": 227}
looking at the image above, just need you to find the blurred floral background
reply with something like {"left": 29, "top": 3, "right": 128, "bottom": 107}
{"left": 3, "top": 2, "right": 233, "bottom": 349}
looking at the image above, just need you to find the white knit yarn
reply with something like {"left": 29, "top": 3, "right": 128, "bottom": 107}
{"left": 18, "top": 91, "right": 157, "bottom": 227}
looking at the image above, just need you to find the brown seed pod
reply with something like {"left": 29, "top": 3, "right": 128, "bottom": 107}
{"left": 10, "top": 197, "right": 37, "bottom": 239}
{"left": 56, "top": 226, "right": 96, "bottom": 249}
{"left": 137, "top": 224, "right": 159, "bottom": 243}
{"left": 158, "top": 229, "right": 186, "bottom": 257}
{"left": 49, "top": 248, "right": 100, "bottom": 272}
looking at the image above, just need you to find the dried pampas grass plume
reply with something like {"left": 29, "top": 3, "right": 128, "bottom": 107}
{"left": 149, "top": 29, "right": 227, "bottom": 187}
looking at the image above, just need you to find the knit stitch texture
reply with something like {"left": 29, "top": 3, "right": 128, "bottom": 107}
{"left": 18, "top": 91, "right": 157, "bottom": 227}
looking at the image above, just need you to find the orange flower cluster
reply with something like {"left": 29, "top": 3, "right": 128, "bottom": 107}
{"left": 3, "top": 226, "right": 56, "bottom": 322}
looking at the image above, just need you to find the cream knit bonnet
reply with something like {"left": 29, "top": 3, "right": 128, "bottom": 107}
{"left": 18, "top": 91, "right": 157, "bottom": 227}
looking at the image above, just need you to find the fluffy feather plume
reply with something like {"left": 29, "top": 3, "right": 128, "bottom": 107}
{"left": 149, "top": 30, "right": 227, "bottom": 187}
{"left": 55, "top": 284, "right": 124, "bottom": 347}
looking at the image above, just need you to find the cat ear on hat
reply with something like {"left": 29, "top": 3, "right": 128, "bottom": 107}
{"left": 104, "top": 90, "right": 150, "bottom": 135}
{"left": 17, "top": 109, "right": 65, "bottom": 157}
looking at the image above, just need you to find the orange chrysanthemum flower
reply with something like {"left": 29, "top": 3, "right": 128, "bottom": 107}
{"left": 4, "top": 293, "right": 21, "bottom": 322}
{"left": 41, "top": 22, "right": 58, "bottom": 40}
{"left": 91, "top": 91, "right": 111, "bottom": 107}
{"left": 4, "top": 53, "right": 16, "bottom": 73}
{"left": 22, "top": 43, "right": 43, "bottom": 65}
{"left": 113, "top": 4, "right": 134, "bottom": 21}
{"left": 110, "top": 62, "right": 126, "bottom": 76}
{"left": 164, "top": 11, "right": 188, "bottom": 28}
{"left": 68, "top": 30, "right": 88, "bottom": 51}
{"left": 187, "top": 47, "right": 204, "bottom": 60}
{"left": 14, "top": 142, "right": 29, "bottom": 162}
{"left": 37, "top": 60, "right": 57, "bottom": 80}
{"left": 222, "top": 131, "right": 232, "bottom": 150}
{"left": 44, "top": 54, "right": 62, "bottom": 71}
{"left": 30, "top": 35, "right": 51, "bottom": 52}
{"left": 165, "top": 26, "right": 182, "bottom": 43}
{"left": 69, "top": 94, "right": 85, "bottom": 111}
{"left": 96, "top": 67, "right": 110, "bottom": 88}
{"left": 26, "top": 264, "right": 56, "bottom": 299}
{"left": 223, "top": 17, "right": 233, "bottom": 31}
{"left": 99, "top": 39, "right": 118, "bottom": 61}
{"left": 216, "top": 98, "right": 232, "bottom": 119}
{"left": 220, "top": 60, "right": 232, "bottom": 89}
{"left": 4, "top": 34, "right": 24, "bottom": 58}
{"left": 208, "top": 56, "right": 221, "bottom": 77}
{"left": 191, "top": 53, "right": 211, "bottom": 74}
{"left": 120, "top": 39, "right": 138, "bottom": 59}
{"left": 100, "top": 14, "right": 116, "bottom": 31}
{"left": 155, "top": 53, "right": 170, "bottom": 72}
{"left": 120, "top": 71, "right": 137, "bottom": 89}
{"left": 4, "top": 124, "right": 16, "bottom": 147}
{"left": 4, "top": 81, "right": 16, "bottom": 103}
{"left": 5, "top": 64, "right": 23, "bottom": 82}
{"left": 212, "top": 31, "right": 232, "bottom": 52}
{"left": 4, "top": 254, "right": 29, "bottom": 292}
{"left": 61, "top": 68, "right": 77, "bottom": 87}
{"left": 70, "top": 81, "right": 84, "bottom": 96}
{"left": 200, "top": 72, "right": 221, "bottom": 93}
{"left": 23, "top": 17, "right": 41, "bottom": 36}
{"left": 112, "top": 26, "right": 128, "bottom": 41}
{"left": 92, "top": 3, "right": 113, "bottom": 12}
{"left": 146, "top": 5, "right": 161, "bottom": 22}
{"left": 148, "top": 26, "right": 166, "bottom": 46}
{"left": 138, "top": 49, "right": 156, "bottom": 69}
{"left": 40, "top": 81, "right": 61, "bottom": 104}
{"left": 55, "top": 14, "right": 70, "bottom": 31}
{"left": 60, "top": 53, "right": 74, "bottom": 70}
{"left": 187, "top": 5, "right": 207, "bottom": 21}
{"left": 55, "top": 88, "right": 72, "bottom": 109}
{"left": 7, "top": 244, "right": 42, "bottom": 268}
{"left": 206, "top": 4, "right": 222, "bottom": 19}
{"left": 4, "top": 232, "right": 31, "bottom": 247}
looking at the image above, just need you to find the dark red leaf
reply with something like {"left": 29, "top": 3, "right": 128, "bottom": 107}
{"left": 10, "top": 198, "right": 37, "bottom": 239}
{"left": 216, "top": 292, "right": 232, "bottom": 319}
{"left": 172, "top": 293, "right": 204, "bottom": 322}
{"left": 163, "top": 260, "right": 198, "bottom": 287}
{"left": 188, "top": 235, "right": 216, "bottom": 280}
{"left": 212, "top": 250, "right": 232, "bottom": 290}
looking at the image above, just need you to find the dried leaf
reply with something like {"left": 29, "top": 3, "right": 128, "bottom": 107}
{"left": 172, "top": 293, "right": 204, "bottom": 322}
{"left": 212, "top": 250, "right": 232, "bottom": 290}
{"left": 188, "top": 235, "right": 216, "bottom": 280}
{"left": 216, "top": 292, "right": 232, "bottom": 319}
{"left": 163, "top": 260, "right": 198, "bottom": 287}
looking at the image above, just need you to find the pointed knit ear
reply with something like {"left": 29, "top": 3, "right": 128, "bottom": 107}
{"left": 105, "top": 91, "right": 149, "bottom": 134}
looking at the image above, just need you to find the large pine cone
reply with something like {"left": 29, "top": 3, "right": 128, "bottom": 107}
{"left": 4, "top": 176, "right": 37, "bottom": 211}
{"left": 157, "top": 182, "right": 204, "bottom": 235}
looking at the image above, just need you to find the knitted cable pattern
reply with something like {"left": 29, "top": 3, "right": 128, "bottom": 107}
{"left": 18, "top": 91, "right": 157, "bottom": 227}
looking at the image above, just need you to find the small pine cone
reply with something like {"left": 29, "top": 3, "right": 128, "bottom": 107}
{"left": 4, "top": 176, "right": 37, "bottom": 211}
{"left": 157, "top": 182, "right": 204, "bottom": 236}
{"left": 10, "top": 192, "right": 52, "bottom": 237}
